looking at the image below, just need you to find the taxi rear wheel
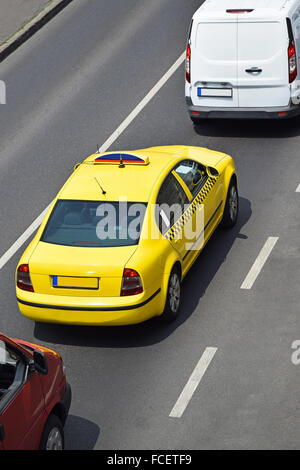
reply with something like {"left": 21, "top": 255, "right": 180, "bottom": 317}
{"left": 221, "top": 178, "right": 238, "bottom": 229}
{"left": 161, "top": 267, "right": 181, "bottom": 323}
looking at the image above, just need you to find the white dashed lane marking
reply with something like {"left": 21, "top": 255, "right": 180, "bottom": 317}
{"left": 169, "top": 347, "right": 218, "bottom": 419}
{"left": 240, "top": 237, "right": 279, "bottom": 290}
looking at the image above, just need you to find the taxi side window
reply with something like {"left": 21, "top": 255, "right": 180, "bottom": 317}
{"left": 156, "top": 172, "right": 189, "bottom": 234}
{"left": 0, "top": 340, "right": 26, "bottom": 406}
{"left": 174, "top": 160, "right": 207, "bottom": 198}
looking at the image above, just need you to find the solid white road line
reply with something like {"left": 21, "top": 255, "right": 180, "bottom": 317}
{"left": 98, "top": 51, "right": 185, "bottom": 153}
{"left": 0, "top": 204, "right": 52, "bottom": 270}
{"left": 295, "top": 183, "right": 300, "bottom": 192}
{"left": 169, "top": 347, "right": 218, "bottom": 419}
{"left": 240, "top": 236, "right": 279, "bottom": 290}
{"left": 0, "top": 52, "right": 186, "bottom": 271}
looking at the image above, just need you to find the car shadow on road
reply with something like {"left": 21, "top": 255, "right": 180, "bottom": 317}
{"left": 64, "top": 415, "right": 100, "bottom": 450}
{"left": 34, "top": 196, "right": 251, "bottom": 348}
{"left": 192, "top": 115, "right": 300, "bottom": 139}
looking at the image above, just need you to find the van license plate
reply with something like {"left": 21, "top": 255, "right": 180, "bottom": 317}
{"left": 198, "top": 88, "right": 232, "bottom": 98}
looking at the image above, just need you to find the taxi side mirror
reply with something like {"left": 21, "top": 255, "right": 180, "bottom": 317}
{"left": 206, "top": 166, "right": 219, "bottom": 178}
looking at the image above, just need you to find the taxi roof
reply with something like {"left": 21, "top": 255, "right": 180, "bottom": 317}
{"left": 57, "top": 146, "right": 226, "bottom": 202}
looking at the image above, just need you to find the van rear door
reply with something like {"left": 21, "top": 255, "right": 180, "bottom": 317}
{"left": 237, "top": 18, "right": 290, "bottom": 107}
{"left": 191, "top": 13, "right": 239, "bottom": 107}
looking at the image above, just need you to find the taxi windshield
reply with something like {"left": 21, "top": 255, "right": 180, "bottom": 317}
{"left": 41, "top": 200, "right": 147, "bottom": 247}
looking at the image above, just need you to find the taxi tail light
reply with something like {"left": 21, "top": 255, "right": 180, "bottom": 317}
{"left": 288, "top": 40, "right": 297, "bottom": 83}
{"left": 17, "top": 264, "right": 34, "bottom": 292}
{"left": 186, "top": 43, "right": 191, "bottom": 83}
{"left": 121, "top": 269, "right": 143, "bottom": 296}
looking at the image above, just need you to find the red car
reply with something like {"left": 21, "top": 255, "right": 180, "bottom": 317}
{"left": 0, "top": 331, "right": 71, "bottom": 450}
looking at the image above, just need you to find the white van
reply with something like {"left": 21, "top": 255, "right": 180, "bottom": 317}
{"left": 185, "top": 0, "right": 300, "bottom": 120}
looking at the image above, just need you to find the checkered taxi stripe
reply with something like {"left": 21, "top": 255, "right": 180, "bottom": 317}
{"left": 164, "top": 176, "right": 218, "bottom": 241}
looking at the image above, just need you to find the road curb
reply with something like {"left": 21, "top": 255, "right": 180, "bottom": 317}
{"left": 0, "top": 0, "right": 74, "bottom": 63}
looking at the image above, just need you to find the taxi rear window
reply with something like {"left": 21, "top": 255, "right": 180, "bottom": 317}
{"left": 41, "top": 200, "right": 147, "bottom": 247}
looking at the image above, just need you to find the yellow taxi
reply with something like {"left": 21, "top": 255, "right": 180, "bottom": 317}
{"left": 16, "top": 146, "right": 238, "bottom": 325}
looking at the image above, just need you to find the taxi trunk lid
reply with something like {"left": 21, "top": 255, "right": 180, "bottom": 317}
{"left": 28, "top": 242, "right": 137, "bottom": 297}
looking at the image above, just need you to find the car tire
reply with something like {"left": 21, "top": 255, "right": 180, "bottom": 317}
{"left": 39, "top": 414, "right": 64, "bottom": 450}
{"left": 161, "top": 267, "right": 181, "bottom": 323}
{"left": 221, "top": 178, "right": 239, "bottom": 229}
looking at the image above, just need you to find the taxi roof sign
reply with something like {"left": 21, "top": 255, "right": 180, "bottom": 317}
{"left": 94, "top": 153, "right": 149, "bottom": 165}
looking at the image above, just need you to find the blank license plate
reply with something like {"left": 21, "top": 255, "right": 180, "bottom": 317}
{"left": 198, "top": 88, "right": 232, "bottom": 97}
{"left": 53, "top": 276, "right": 99, "bottom": 290}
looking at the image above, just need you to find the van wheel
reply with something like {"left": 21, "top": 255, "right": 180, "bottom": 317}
{"left": 221, "top": 179, "right": 239, "bottom": 228}
{"left": 161, "top": 267, "right": 181, "bottom": 323}
{"left": 39, "top": 414, "right": 64, "bottom": 450}
{"left": 191, "top": 117, "right": 202, "bottom": 125}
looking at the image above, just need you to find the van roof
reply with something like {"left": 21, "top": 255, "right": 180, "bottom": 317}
{"left": 194, "top": 0, "right": 295, "bottom": 18}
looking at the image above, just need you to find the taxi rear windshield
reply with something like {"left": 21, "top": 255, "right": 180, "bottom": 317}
{"left": 41, "top": 200, "right": 147, "bottom": 247}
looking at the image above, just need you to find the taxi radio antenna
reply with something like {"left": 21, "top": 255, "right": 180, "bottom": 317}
{"left": 119, "top": 154, "right": 125, "bottom": 169}
{"left": 116, "top": 128, "right": 125, "bottom": 168}
{"left": 94, "top": 177, "right": 106, "bottom": 195}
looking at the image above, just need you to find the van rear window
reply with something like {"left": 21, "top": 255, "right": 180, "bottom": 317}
{"left": 238, "top": 22, "right": 282, "bottom": 60}
{"left": 196, "top": 22, "right": 237, "bottom": 60}
{"left": 196, "top": 21, "right": 283, "bottom": 62}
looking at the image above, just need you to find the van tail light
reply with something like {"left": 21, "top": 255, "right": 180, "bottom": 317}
{"left": 121, "top": 268, "right": 143, "bottom": 296}
{"left": 186, "top": 43, "right": 191, "bottom": 83}
{"left": 288, "top": 41, "right": 297, "bottom": 83}
{"left": 17, "top": 264, "right": 34, "bottom": 292}
{"left": 226, "top": 9, "right": 253, "bottom": 13}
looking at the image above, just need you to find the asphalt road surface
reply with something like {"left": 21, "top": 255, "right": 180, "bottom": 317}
{"left": 0, "top": 0, "right": 300, "bottom": 450}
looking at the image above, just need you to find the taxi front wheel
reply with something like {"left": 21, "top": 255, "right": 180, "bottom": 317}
{"left": 161, "top": 267, "right": 181, "bottom": 323}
